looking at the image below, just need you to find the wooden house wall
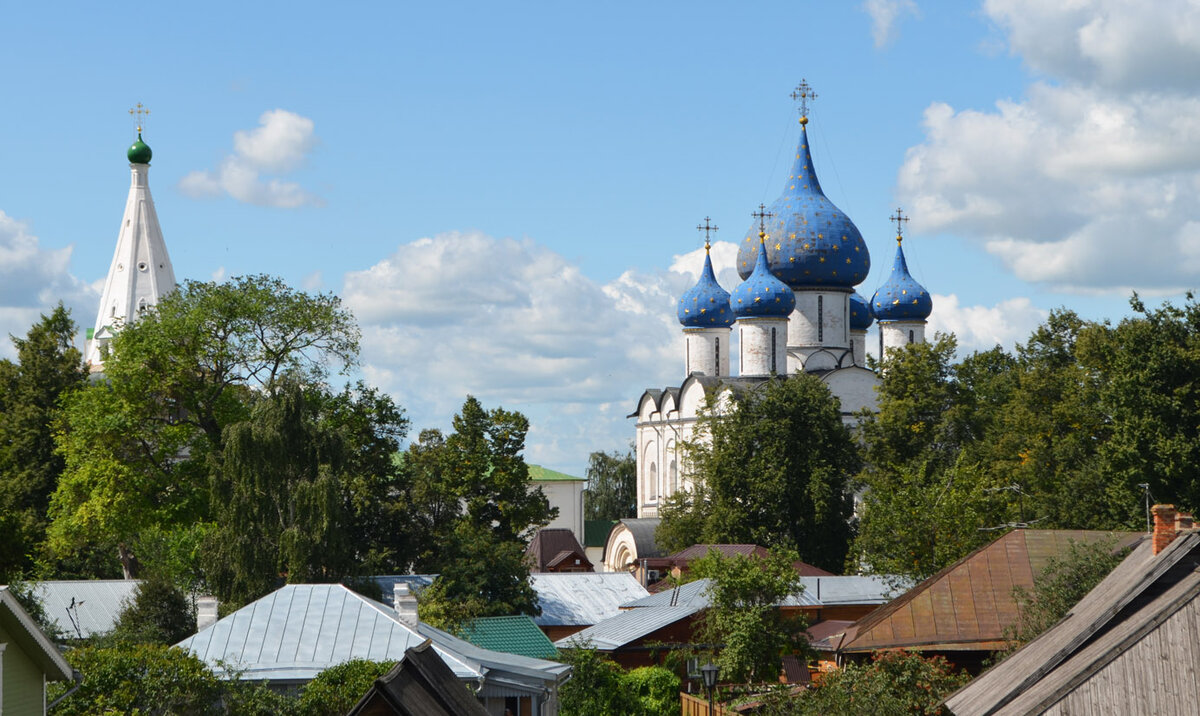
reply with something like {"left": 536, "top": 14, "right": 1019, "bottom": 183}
{"left": 1041, "top": 597, "right": 1200, "bottom": 716}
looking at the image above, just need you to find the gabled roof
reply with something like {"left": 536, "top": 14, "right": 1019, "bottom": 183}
{"left": 347, "top": 640, "right": 488, "bottom": 716}
{"left": 622, "top": 576, "right": 897, "bottom": 609}
{"left": 0, "top": 587, "right": 73, "bottom": 681}
{"left": 175, "top": 583, "right": 567, "bottom": 687}
{"left": 840, "top": 530, "right": 1141, "bottom": 654}
{"left": 31, "top": 579, "right": 142, "bottom": 639}
{"left": 530, "top": 572, "right": 648, "bottom": 626}
{"left": 945, "top": 532, "right": 1200, "bottom": 716}
{"left": 459, "top": 615, "right": 559, "bottom": 660}
{"left": 527, "top": 528, "right": 591, "bottom": 572}
{"left": 584, "top": 520, "right": 618, "bottom": 548}
{"left": 554, "top": 605, "right": 701, "bottom": 651}
{"left": 527, "top": 465, "right": 584, "bottom": 483}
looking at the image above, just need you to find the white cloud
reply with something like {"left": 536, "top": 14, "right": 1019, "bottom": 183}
{"left": 984, "top": 0, "right": 1200, "bottom": 91}
{"left": 926, "top": 293, "right": 1048, "bottom": 353}
{"left": 898, "top": 0, "right": 1200, "bottom": 294}
{"left": 0, "top": 211, "right": 97, "bottom": 358}
{"left": 343, "top": 232, "right": 743, "bottom": 472}
{"left": 863, "top": 0, "right": 918, "bottom": 47}
{"left": 179, "top": 110, "right": 323, "bottom": 209}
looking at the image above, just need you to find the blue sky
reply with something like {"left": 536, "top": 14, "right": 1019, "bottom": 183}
{"left": 3, "top": 1, "right": 1199, "bottom": 475}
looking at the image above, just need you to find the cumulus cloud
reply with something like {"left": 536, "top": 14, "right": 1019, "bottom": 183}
{"left": 0, "top": 211, "right": 96, "bottom": 358}
{"left": 984, "top": 0, "right": 1200, "bottom": 91}
{"left": 863, "top": 0, "right": 918, "bottom": 47}
{"left": 898, "top": 0, "right": 1200, "bottom": 294}
{"left": 179, "top": 110, "right": 323, "bottom": 209}
{"left": 926, "top": 293, "right": 1048, "bottom": 353}
{"left": 343, "top": 232, "right": 742, "bottom": 470}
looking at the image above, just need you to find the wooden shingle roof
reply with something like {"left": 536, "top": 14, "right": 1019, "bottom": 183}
{"left": 840, "top": 530, "right": 1140, "bottom": 653}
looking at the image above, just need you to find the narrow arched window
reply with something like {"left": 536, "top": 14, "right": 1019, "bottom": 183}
{"left": 771, "top": 327, "right": 777, "bottom": 373}
{"left": 909, "top": 330, "right": 915, "bottom": 344}
{"left": 818, "top": 296, "right": 824, "bottom": 342}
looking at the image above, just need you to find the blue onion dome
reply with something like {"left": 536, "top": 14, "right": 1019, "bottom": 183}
{"left": 871, "top": 237, "right": 933, "bottom": 321}
{"left": 127, "top": 133, "right": 152, "bottom": 164}
{"left": 849, "top": 291, "right": 874, "bottom": 330}
{"left": 678, "top": 246, "right": 734, "bottom": 328}
{"left": 736, "top": 123, "right": 870, "bottom": 289}
{"left": 732, "top": 232, "right": 796, "bottom": 318}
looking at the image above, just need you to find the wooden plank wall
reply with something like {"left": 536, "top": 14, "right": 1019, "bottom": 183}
{"left": 680, "top": 691, "right": 734, "bottom": 716}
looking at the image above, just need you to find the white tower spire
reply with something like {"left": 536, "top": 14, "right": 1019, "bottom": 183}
{"left": 86, "top": 118, "right": 176, "bottom": 370}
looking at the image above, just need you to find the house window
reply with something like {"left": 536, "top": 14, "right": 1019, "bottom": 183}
{"left": 669, "top": 459, "right": 678, "bottom": 494}
{"left": 715, "top": 337, "right": 720, "bottom": 371}
{"left": 909, "top": 329, "right": 914, "bottom": 344}
{"left": 771, "top": 327, "right": 777, "bottom": 373}
{"left": 649, "top": 462, "right": 658, "bottom": 500}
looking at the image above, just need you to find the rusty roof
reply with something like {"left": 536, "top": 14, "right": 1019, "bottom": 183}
{"left": 840, "top": 530, "right": 1141, "bottom": 653}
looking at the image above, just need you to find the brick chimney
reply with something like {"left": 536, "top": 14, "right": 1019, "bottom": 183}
{"left": 1153, "top": 504, "right": 1178, "bottom": 555}
{"left": 394, "top": 582, "right": 419, "bottom": 627}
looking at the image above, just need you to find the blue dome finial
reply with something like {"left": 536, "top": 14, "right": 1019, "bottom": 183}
{"left": 732, "top": 213, "right": 796, "bottom": 319}
{"left": 871, "top": 209, "right": 932, "bottom": 322}
{"left": 678, "top": 219, "right": 734, "bottom": 329}
{"left": 737, "top": 87, "right": 870, "bottom": 289}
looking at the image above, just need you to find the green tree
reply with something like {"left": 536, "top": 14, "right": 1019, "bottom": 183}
{"left": 47, "top": 275, "right": 362, "bottom": 580}
{"left": 405, "top": 396, "right": 554, "bottom": 629}
{"left": 584, "top": 448, "right": 636, "bottom": 521}
{"left": 624, "top": 666, "right": 682, "bottom": 716}
{"left": 763, "top": 650, "right": 968, "bottom": 716}
{"left": 107, "top": 573, "right": 195, "bottom": 645}
{"left": 0, "top": 305, "right": 86, "bottom": 580}
{"left": 658, "top": 375, "right": 859, "bottom": 571}
{"left": 558, "top": 647, "right": 640, "bottom": 716}
{"left": 297, "top": 659, "right": 395, "bottom": 716}
{"left": 690, "top": 547, "right": 809, "bottom": 685}
{"left": 49, "top": 644, "right": 225, "bottom": 716}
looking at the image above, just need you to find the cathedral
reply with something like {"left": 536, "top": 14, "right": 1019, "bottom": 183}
{"left": 86, "top": 106, "right": 176, "bottom": 371}
{"left": 604, "top": 84, "right": 933, "bottom": 572}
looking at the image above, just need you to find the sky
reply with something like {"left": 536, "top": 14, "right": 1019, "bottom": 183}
{"left": 3, "top": 0, "right": 1200, "bottom": 476}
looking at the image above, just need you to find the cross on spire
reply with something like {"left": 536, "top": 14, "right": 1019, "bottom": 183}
{"left": 890, "top": 207, "right": 909, "bottom": 243}
{"left": 696, "top": 216, "right": 719, "bottom": 249}
{"left": 791, "top": 79, "right": 817, "bottom": 122}
{"left": 129, "top": 103, "right": 150, "bottom": 134}
{"left": 752, "top": 203, "right": 774, "bottom": 241}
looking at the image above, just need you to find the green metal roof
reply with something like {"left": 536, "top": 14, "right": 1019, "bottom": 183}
{"left": 527, "top": 464, "right": 584, "bottom": 483}
{"left": 460, "top": 615, "right": 559, "bottom": 660}
{"left": 584, "top": 519, "right": 618, "bottom": 548}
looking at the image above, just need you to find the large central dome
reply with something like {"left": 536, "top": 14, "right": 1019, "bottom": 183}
{"left": 737, "top": 123, "right": 870, "bottom": 289}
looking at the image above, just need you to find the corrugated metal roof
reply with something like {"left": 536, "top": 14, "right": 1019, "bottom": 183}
{"left": 554, "top": 605, "right": 700, "bottom": 650}
{"left": 530, "top": 573, "right": 648, "bottom": 626}
{"left": 841, "top": 529, "right": 1141, "bottom": 654}
{"left": 621, "top": 575, "right": 897, "bottom": 609}
{"left": 459, "top": 615, "right": 559, "bottom": 660}
{"left": 31, "top": 579, "right": 141, "bottom": 638}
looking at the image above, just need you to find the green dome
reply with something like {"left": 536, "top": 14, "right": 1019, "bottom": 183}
{"left": 127, "top": 134, "right": 152, "bottom": 164}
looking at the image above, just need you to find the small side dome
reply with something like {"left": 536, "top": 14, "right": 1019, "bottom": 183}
{"left": 127, "top": 134, "right": 152, "bottom": 164}
{"left": 849, "top": 292, "right": 874, "bottom": 330}
{"left": 872, "top": 238, "right": 932, "bottom": 322}
{"left": 678, "top": 250, "right": 734, "bottom": 328}
{"left": 733, "top": 233, "right": 796, "bottom": 319}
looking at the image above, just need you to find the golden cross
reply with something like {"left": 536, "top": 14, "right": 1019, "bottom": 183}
{"left": 890, "top": 207, "right": 909, "bottom": 242}
{"left": 790, "top": 79, "right": 817, "bottom": 118}
{"left": 696, "top": 216, "right": 719, "bottom": 248}
{"left": 752, "top": 203, "right": 774, "bottom": 238}
{"left": 129, "top": 103, "right": 150, "bottom": 133}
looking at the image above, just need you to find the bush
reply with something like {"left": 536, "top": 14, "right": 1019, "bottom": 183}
{"left": 50, "top": 644, "right": 224, "bottom": 715}
{"left": 624, "top": 666, "right": 681, "bottom": 716}
{"left": 107, "top": 573, "right": 195, "bottom": 645}
{"left": 297, "top": 659, "right": 395, "bottom": 715}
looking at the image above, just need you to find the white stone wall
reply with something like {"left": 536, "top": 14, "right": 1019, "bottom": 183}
{"left": 683, "top": 327, "right": 730, "bottom": 377}
{"left": 850, "top": 329, "right": 868, "bottom": 367}
{"left": 538, "top": 480, "right": 585, "bottom": 543}
{"left": 880, "top": 320, "right": 926, "bottom": 356}
{"left": 738, "top": 318, "right": 788, "bottom": 377}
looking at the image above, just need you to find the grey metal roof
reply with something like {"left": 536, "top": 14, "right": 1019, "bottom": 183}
{"left": 621, "top": 575, "right": 898, "bottom": 609}
{"left": 618, "top": 518, "right": 664, "bottom": 558}
{"left": 530, "top": 573, "right": 648, "bottom": 626}
{"left": 554, "top": 605, "right": 700, "bottom": 651}
{"left": 175, "top": 583, "right": 566, "bottom": 688}
{"left": 31, "top": 579, "right": 141, "bottom": 638}
{"left": 367, "top": 575, "right": 437, "bottom": 607}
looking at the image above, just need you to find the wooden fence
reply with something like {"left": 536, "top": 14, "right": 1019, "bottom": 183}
{"left": 680, "top": 691, "right": 734, "bottom": 716}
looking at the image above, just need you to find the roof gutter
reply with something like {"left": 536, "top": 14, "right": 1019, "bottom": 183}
{"left": 47, "top": 669, "right": 83, "bottom": 712}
